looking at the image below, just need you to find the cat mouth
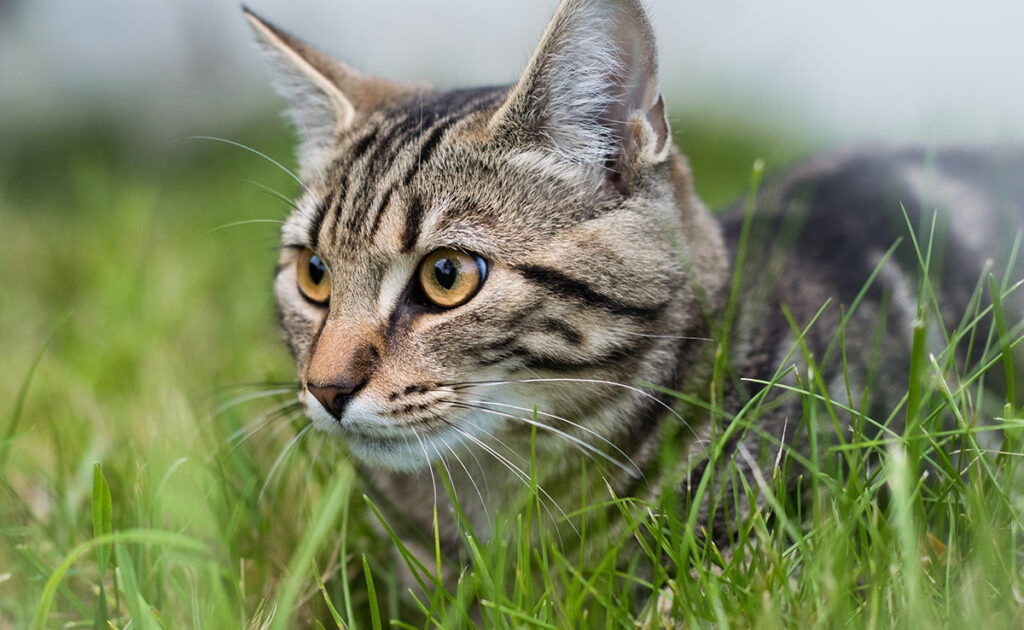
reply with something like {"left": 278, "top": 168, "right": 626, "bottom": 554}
{"left": 300, "top": 388, "right": 483, "bottom": 470}
{"left": 332, "top": 417, "right": 464, "bottom": 472}
{"left": 337, "top": 416, "right": 445, "bottom": 442}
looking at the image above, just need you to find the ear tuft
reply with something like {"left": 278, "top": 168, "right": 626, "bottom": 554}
{"left": 491, "top": 0, "right": 669, "bottom": 190}
{"left": 244, "top": 8, "right": 357, "bottom": 171}
{"left": 243, "top": 8, "right": 416, "bottom": 175}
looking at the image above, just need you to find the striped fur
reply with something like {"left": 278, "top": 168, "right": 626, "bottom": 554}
{"left": 248, "top": 0, "right": 1024, "bottom": 580}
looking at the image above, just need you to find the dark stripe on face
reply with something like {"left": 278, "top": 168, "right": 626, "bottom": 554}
{"left": 476, "top": 336, "right": 650, "bottom": 372}
{"left": 538, "top": 318, "right": 583, "bottom": 346}
{"left": 343, "top": 113, "right": 425, "bottom": 235}
{"left": 308, "top": 186, "right": 338, "bottom": 247}
{"left": 364, "top": 90, "right": 505, "bottom": 240}
{"left": 483, "top": 336, "right": 518, "bottom": 352}
{"left": 403, "top": 115, "right": 458, "bottom": 188}
{"left": 476, "top": 346, "right": 533, "bottom": 368}
{"left": 339, "top": 113, "right": 415, "bottom": 234}
{"left": 318, "top": 127, "right": 380, "bottom": 246}
{"left": 330, "top": 87, "right": 506, "bottom": 243}
{"left": 516, "top": 265, "right": 666, "bottom": 319}
{"left": 366, "top": 185, "right": 397, "bottom": 238}
{"left": 338, "top": 127, "right": 381, "bottom": 173}
{"left": 523, "top": 337, "right": 652, "bottom": 371}
{"left": 364, "top": 110, "right": 464, "bottom": 240}
{"left": 401, "top": 195, "right": 426, "bottom": 253}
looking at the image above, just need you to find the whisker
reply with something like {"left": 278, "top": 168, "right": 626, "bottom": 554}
{"left": 608, "top": 327, "right": 713, "bottom": 342}
{"left": 206, "top": 219, "right": 287, "bottom": 234}
{"left": 450, "top": 401, "right": 638, "bottom": 478}
{"left": 216, "top": 381, "right": 299, "bottom": 392}
{"left": 413, "top": 430, "right": 438, "bottom": 510}
{"left": 188, "top": 136, "right": 306, "bottom": 190}
{"left": 454, "top": 416, "right": 528, "bottom": 468}
{"left": 241, "top": 179, "right": 303, "bottom": 212}
{"left": 226, "top": 401, "right": 303, "bottom": 453}
{"left": 214, "top": 388, "right": 297, "bottom": 416}
{"left": 430, "top": 442, "right": 460, "bottom": 531}
{"left": 440, "top": 418, "right": 578, "bottom": 539}
{"left": 425, "top": 410, "right": 491, "bottom": 528}
{"left": 448, "top": 443, "right": 491, "bottom": 529}
{"left": 443, "top": 377, "right": 695, "bottom": 439}
{"left": 457, "top": 398, "right": 643, "bottom": 478}
{"left": 259, "top": 423, "right": 314, "bottom": 503}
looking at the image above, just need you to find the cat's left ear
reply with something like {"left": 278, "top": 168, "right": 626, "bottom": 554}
{"left": 490, "top": 0, "right": 670, "bottom": 192}
{"left": 243, "top": 7, "right": 412, "bottom": 172}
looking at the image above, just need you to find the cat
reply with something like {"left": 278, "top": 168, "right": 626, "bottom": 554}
{"left": 245, "top": 0, "right": 1023, "bottom": 590}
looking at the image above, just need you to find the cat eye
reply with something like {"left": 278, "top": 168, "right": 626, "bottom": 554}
{"left": 417, "top": 248, "right": 487, "bottom": 308}
{"left": 296, "top": 248, "right": 332, "bottom": 304}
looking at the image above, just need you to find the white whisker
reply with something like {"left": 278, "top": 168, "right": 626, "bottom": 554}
{"left": 442, "top": 419, "right": 578, "bottom": 539}
{"left": 458, "top": 398, "right": 643, "bottom": 478}
{"left": 259, "top": 424, "right": 313, "bottom": 503}
{"left": 414, "top": 430, "right": 438, "bottom": 510}
{"left": 188, "top": 136, "right": 306, "bottom": 190}
{"left": 452, "top": 401, "right": 639, "bottom": 478}
{"left": 446, "top": 377, "right": 696, "bottom": 440}
{"left": 214, "top": 388, "right": 297, "bottom": 416}
{"left": 447, "top": 442, "right": 491, "bottom": 530}
{"left": 226, "top": 400, "right": 302, "bottom": 452}
{"left": 206, "top": 219, "right": 287, "bottom": 234}
{"left": 608, "top": 327, "right": 713, "bottom": 342}
{"left": 241, "top": 179, "right": 303, "bottom": 212}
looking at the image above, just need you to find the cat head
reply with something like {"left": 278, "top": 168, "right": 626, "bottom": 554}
{"left": 247, "top": 0, "right": 727, "bottom": 472}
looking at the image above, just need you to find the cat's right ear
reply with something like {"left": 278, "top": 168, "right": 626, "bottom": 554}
{"left": 243, "top": 7, "right": 407, "bottom": 171}
{"left": 489, "top": 0, "right": 669, "bottom": 194}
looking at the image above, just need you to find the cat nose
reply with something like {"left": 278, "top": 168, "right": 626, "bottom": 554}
{"left": 307, "top": 380, "right": 365, "bottom": 419}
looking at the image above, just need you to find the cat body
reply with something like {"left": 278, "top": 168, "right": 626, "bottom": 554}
{"left": 245, "top": 0, "right": 1023, "bottom": 581}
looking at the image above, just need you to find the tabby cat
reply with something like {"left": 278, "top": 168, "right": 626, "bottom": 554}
{"left": 246, "top": 0, "right": 1023, "bottom": 584}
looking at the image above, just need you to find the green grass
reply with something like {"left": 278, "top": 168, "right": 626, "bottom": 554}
{"left": 2, "top": 112, "right": 1023, "bottom": 628}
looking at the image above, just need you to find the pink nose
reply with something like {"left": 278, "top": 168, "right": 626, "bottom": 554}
{"left": 307, "top": 380, "right": 364, "bottom": 419}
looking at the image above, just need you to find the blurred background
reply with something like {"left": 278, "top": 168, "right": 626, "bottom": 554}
{"left": 1, "top": 1, "right": 1023, "bottom": 624}
{"left": 4, "top": 0, "right": 1024, "bottom": 146}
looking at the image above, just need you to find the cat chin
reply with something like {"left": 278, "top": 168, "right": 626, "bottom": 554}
{"left": 299, "top": 390, "right": 466, "bottom": 472}
{"left": 335, "top": 423, "right": 466, "bottom": 473}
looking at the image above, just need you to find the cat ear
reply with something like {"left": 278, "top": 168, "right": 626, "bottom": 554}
{"left": 491, "top": 0, "right": 670, "bottom": 191}
{"left": 243, "top": 7, "right": 409, "bottom": 170}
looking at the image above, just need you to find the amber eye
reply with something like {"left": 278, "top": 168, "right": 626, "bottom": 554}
{"left": 296, "top": 248, "right": 331, "bottom": 304}
{"left": 417, "top": 248, "right": 487, "bottom": 308}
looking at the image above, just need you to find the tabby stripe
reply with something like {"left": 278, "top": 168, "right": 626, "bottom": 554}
{"left": 318, "top": 127, "right": 379, "bottom": 246}
{"left": 516, "top": 265, "right": 665, "bottom": 318}
{"left": 522, "top": 338, "right": 651, "bottom": 372}
{"left": 334, "top": 127, "right": 381, "bottom": 175}
{"left": 366, "top": 115, "right": 460, "bottom": 240}
{"left": 476, "top": 346, "right": 533, "bottom": 368}
{"left": 362, "top": 185, "right": 390, "bottom": 238}
{"left": 538, "top": 318, "right": 583, "bottom": 346}
{"left": 366, "top": 96, "right": 485, "bottom": 240}
{"left": 308, "top": 186, "right": 338, "bottom": 248}
{"left": 482, "top": 336, "right": 518, "bottom": 352}
{"left": 346, "top": 113, "right": 433, "bottom": 235}
{"left": 401, "top": 195, "right": 426, "bottom": 253}
{"left": 476, "top": 337, "right": 649, "bottom": 372}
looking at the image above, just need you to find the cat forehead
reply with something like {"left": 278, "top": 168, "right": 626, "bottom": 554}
{"left": 281, "top": 88, "right": 604, "bottom": 258}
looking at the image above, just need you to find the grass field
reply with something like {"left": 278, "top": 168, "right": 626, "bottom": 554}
{"left": 2, "top": 112, "right": 1023, "bottom": 629}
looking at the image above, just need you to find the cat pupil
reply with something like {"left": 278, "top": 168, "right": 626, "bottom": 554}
{"left": 433, "top": 258, "right": 458, "bottom": 290}
{"left": 308, "top": 255, "right": 325, "bottom": 285}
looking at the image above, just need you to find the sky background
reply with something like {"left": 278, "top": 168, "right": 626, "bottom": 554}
{"left": 2, "top": 0, "right": 1023, "bottom": 145}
